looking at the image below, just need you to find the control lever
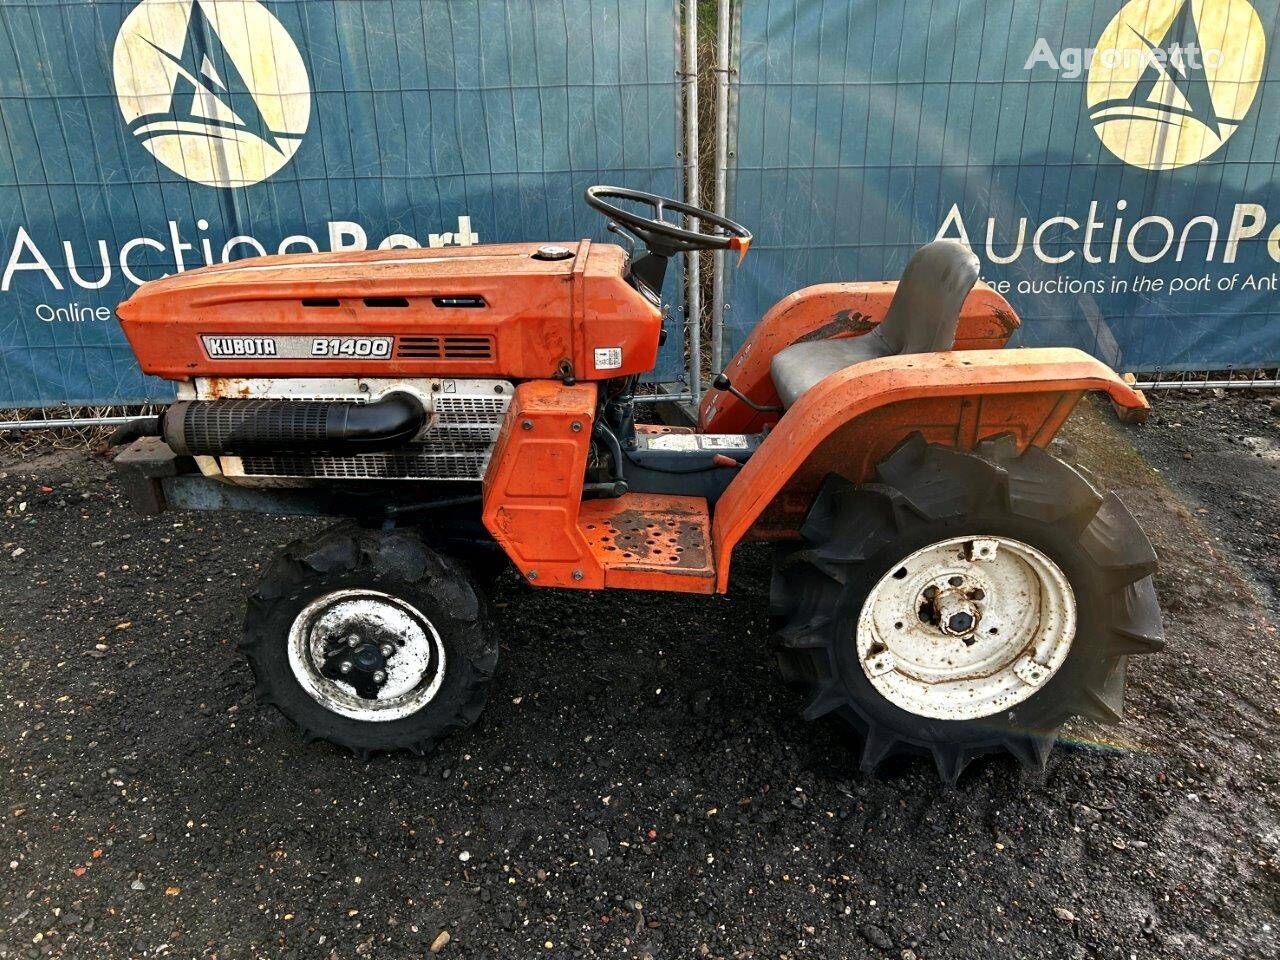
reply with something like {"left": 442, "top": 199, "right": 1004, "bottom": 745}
{"left": 606, "top": 221, "right": 637, "bottom": 254}
{"left": 711, "top": 374, "right": 783, "bottom": 414}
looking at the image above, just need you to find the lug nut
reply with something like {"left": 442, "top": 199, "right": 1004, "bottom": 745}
{"left": 346, "top": 634, "right": 360, "bottom": 647}
{"left": 380, "top": 643, "right": 394, "bottom": 657}
{"left": 373, "top": 670, "right": 387, "bottom": 684}
{"left": 339, "top": 660, "right": 353, "bottom": 674}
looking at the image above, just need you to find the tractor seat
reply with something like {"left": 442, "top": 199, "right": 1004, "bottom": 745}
{"left": 769, "top": 240, "right": 981, "bottom": 407}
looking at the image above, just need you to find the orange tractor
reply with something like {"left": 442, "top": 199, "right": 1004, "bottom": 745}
{"left": 111, "top": 187, "right": 1163, "bottom": 783}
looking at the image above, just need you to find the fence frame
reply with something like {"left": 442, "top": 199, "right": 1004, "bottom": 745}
{"left": 704, "top": 0, "right": 1280, "bottom": 397}
{"left": 8, "top": 0, "right": 1280, "bottom": 431}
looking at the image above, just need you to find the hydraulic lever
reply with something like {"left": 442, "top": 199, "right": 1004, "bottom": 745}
{"left": 711, "top": 374, "right": 783, "bottom": 414}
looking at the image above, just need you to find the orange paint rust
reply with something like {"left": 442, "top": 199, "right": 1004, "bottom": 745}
{"left": 699, "top": 281, "right": 1020, "bottom": 434}
{"left": 117, "top": 241, "right": 662, "bottom": 382}
{"left": 203, "top": 377, "right": 254, "bottom": 399}
{"left": 580, "top": 494, "right": 715, "bottom": 594}
{"left": 710, "top": 348, "right": 1146, "bottom": 592}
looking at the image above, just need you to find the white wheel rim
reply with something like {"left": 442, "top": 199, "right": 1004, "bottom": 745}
{"left": 856, "top": 536, "right": 1077, "bottom": 721}
{"left": 287, "top": 589, "right": 446, "bottom": 722}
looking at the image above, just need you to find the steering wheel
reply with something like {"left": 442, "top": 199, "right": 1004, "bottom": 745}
{"left": 584, "top": 185, "right": 752, "bottom": 259}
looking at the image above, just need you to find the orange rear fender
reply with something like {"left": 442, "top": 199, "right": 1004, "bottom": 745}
{"left": 699, "top": 281, "right": 1020, "bottom": 434}
{"left": 710, "top": 348, "right": 1146, "bottom": 592}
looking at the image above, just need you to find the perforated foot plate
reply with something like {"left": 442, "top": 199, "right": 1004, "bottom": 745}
{"left": 578, "top": 494, "right": 714, "bottom": 592}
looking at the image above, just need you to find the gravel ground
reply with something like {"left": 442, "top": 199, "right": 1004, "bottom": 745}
{"left": 1128, "top": 388, "right": 1280, "bottom": 605}
{"left": 1, "top": 395, "right": 1278, "bottom": 960}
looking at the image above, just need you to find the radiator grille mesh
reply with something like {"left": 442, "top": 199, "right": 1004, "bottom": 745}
{"left": 235, "top": 382, "right": 510, "bottom": 481}
{"left": 241, "top": 445, "right": 489, "bottom": 481}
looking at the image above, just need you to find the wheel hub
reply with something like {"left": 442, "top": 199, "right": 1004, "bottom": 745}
{"left": 856, "top": 536, "right": 1077, "bottom": 721}
{"left": 932, "top": 588, "right": 981, "bottom": 639}
{"left": 287, "top": 589, "right": 447, "bottom": 722}
{"left": 320, "top": 632, "right": 392, "bottom": 700}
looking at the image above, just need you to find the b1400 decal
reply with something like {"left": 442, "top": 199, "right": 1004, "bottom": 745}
{"left": 203, "top": 335, "right": 393, "bottom": 359}
{"left": 310, "top": 337, "right": 394, "bottom": 358}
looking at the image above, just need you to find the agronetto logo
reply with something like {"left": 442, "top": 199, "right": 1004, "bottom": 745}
{"left": 1086, "top": 0, "right": 1266, "bottom": 170}
{"left": 112, "top": 0, "right": 311, "bottom": 188}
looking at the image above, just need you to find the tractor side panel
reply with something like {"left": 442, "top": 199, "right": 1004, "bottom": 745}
{"left": 482, "top": 381, "right": 602, "bottom": 588}
{"left": 709, "top": 348, "right": 1147, "bottom": 592}
{"left": 699, "top": 282, "right": 1020, "bottom": 434}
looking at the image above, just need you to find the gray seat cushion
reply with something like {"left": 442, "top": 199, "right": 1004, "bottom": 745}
{"left": 770, "top": 240, "right": 981, "bottom": 407}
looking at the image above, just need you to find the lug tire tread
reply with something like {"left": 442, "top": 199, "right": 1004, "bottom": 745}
{"left": 773, "top": 433, "right": 1164, "bottom": 786}
{"left": 243, "top": 522, "right": 497, "bottom": 758}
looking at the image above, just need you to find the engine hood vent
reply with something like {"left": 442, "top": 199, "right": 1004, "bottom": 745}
{"left": 396, "top": 335, "right": 494, "bottom": 360}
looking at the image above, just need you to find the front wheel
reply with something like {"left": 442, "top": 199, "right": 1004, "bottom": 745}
{"left": 771, "top": 434, "right": 1164, "bottom": 785}
{"left": 243, "top": 524, "right": 498, "bottom": 757}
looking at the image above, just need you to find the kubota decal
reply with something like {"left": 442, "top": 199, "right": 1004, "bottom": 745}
{"left": 202, "top": 335, "right": 393, "bottom": 360}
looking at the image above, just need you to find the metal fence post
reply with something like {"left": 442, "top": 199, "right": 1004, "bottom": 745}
{"left": 710, "top": 0, "right": 730, "bottom": 379}
{"left": 682, "top": 0, "right": 702, "bottom": 408}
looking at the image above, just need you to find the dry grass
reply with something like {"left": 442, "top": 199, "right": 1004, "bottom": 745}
{"left": 0, "top": 405, "right": 161, "bottom": 458}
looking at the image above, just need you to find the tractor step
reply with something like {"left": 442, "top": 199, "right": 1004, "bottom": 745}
{"left": 578, "top": 494, "right": 714, "bottom": 593}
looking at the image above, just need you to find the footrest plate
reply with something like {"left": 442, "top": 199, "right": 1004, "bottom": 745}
{"left": 578, "top": 494, "right": 714, "bottom": 593}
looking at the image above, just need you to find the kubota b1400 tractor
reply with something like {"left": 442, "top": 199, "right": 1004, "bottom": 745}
{"left": 111, "top": 187, "right": 1164, "bottom": 784}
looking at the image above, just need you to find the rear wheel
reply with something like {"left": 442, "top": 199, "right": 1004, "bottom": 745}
{"left": 244, "top": 524, "right": 497, "bottom": 757}
{"left": 771, "top": 433, "right": 1164, "bottom": 785}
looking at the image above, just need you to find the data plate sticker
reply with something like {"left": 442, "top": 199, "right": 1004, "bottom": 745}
{"left": 647, "top": 434, "right": 700, "bottom": 451}
{"left": 203, "top": 335, "right": 393, "bottom": 360}
{"left": 699, "top": 435, "right": 750, "bottom": 450}
{"left": 594, "top": 346, "right": 623, "bottom": 370}
{"left": 647, "top": 434, "right": 753, "bottom": 452}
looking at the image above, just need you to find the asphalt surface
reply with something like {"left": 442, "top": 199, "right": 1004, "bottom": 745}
{"left": 1, "top": 395, "right": 1278, "bottom": 959}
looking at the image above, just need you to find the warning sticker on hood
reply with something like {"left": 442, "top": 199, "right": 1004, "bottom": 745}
{"left": 594, "top": 347, "right": 623, "bottom": 370}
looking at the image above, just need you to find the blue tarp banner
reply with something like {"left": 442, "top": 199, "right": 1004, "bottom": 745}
{"left": 726, "top": 0, "right": 1280, "bottom": 374}
{"left": 0, "top": 0, "right": 682, "bottom": 407}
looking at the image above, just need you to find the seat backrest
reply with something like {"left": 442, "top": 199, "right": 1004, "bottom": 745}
{"left": 875, "top": 240, "right": 982, "bottom": 354}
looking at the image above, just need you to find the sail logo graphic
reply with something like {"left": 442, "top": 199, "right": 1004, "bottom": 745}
{"left": 113, "top": 0, "right": 310, "bottom": 188}
{"left": 1087, "top": 0, "right": 1265, "bottom": 170}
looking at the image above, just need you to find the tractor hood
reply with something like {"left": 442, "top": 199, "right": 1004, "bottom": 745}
{"left": 116, "top": 241, "right": 663, "bottom": 383}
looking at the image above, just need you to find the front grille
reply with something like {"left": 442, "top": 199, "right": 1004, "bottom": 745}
{"left": 241, "top": 445, "right": 490, "bottom": 481}
{"left": 396, "top": 335, "right": 494, "bottom": 360}
{"left": 435, "top": 394, "right": 507, "bottom": 424}
{"left": 232, "top": 379, "right": 510, "bottom": 482}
